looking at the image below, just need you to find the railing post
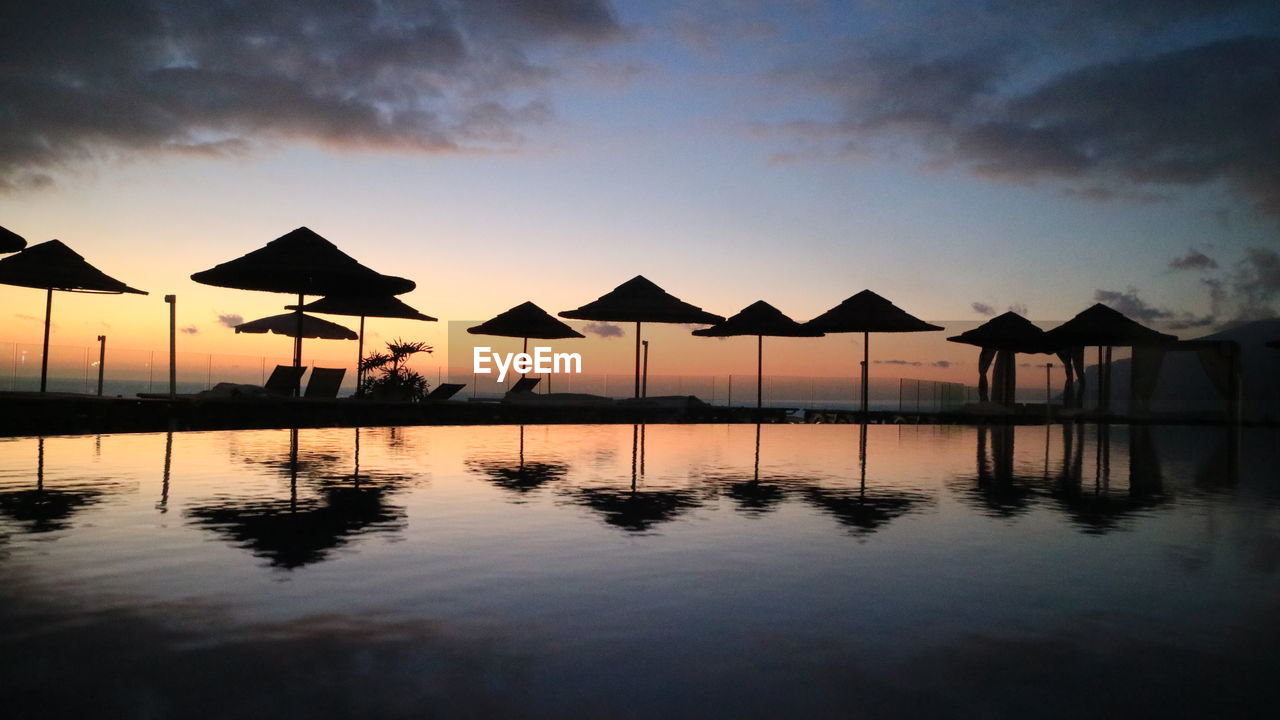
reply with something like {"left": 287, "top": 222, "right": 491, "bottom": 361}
{"left": 96, "top": 335, "right": 106, "bottom": 396}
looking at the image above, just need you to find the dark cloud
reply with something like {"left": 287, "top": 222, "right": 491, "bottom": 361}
{"left": 217, "top": 313, "right": 244, "bottom": 328}
{"left": 582, "top": 321, "right": 624, "bottom": 338}
{"left": 1093, "top": 288, "right": 1174, "bottom": 323}
{"left": 971, "top": 302, "right": 996, "bottom": 317}
{"left": 931, "top": 360, "right": 954, "bottom": 369}
{"left": 180, "top": 326, "right": 199, "bottom": 335}
{"left": 0, "top": 0, "right": 620, "bottom": 190}
{"left": 1170, "top": 249, "right": 1218, "bottom": 271}
{"left": 874, "top": 359, "right": 922, "bottom": 366}
{"left": 777, "top": 2, "right": 1280, "bottom": 215}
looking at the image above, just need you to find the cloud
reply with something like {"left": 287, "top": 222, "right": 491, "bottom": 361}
{"left": 14, "top": 313, "right": 53, "bottom": 329}
{"left": 216, "top": 313, "right": 243, "bottom": 328}
{"left": 582, "top": 321, "right": 624, "bottom": 338}
{"left": 0, "top": 0, "right": 621, "bottom": 190}
{"left": 932, "top": 360, "right": 956, "bottom": 369}
{"left": 774, "top": 3, "right": 1280, "bottom": 214}
{"left": 1169, "top": 249, "right": 1218, "bottom": 272}
{"left": 1093, "top": 288, "right": 1174, "bottom": 323}
{"left": 874, "top": 359, "right": 922, "bottom": 366}
{"left": 1007, "top": 303, "right": 1028, "bottom": 316}
{"left": 971, "top": 302, "right": 996, "bottom": 317}
{"left": 180, "top": 325, "right": 199, "bottom": 335}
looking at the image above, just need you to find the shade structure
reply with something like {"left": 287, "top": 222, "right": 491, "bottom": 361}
{"left": 1042, "top": 303, "right": 1178, "bottom": 412}
{"left": 469, "top": 302, "right": 584, "bottom": 386}
{"left": 0, "top": 240, "right": 147, "bottom": 392}
{"left": 803, "top": 290, "right": 943, "bottom": 415}
{"left": 235, "top": 312, "right": 359, "bottom": 340}
{"left": 560, "top": 276, "right": 724, "bottom": 397}
{"left": 288, "top": 294, "right": 438, "bottom": 393}
{"left": 947, "top": 312, "right": 1050, "bottom": 405}
{"left": 693, "top": 300, "right": 823, "bottom": 409}
{"left": 0, "top": 225, "right": 26, "bottom": 253}
{"left": 191, "top": 227, "right": 415, "bottom": 373}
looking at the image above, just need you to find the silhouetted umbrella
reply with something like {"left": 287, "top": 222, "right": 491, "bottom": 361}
{"left": 948, "top": 311, "right": 1049, "bottom": 404}
{"left": 0, "top": 225, "right": 26, "bottom": 253}
{"left": 560, "top": 276, "right": 724, "bottom": 397}
{"left": 693, "top": 300, "right": 823, "bottom": 409}
{"left": 235, "top": 312, "right": 359, "bottom": 340}
{"left": 289, "top": 294, "right": 437, "bottom": 392}
{"left": 469, "top": 302, "right": 585, "bottom": 382}
{"left": 1042, "top": 304, "right": 1178, "bottom": 411}
{"left": 804, "top": 290, "right": 943, "bottom": 414}
{"left": 0, "top": 240, "right": 147, "bottom": 392}
{"left": 191, "top": 227, "right": 414, "bottom": 371}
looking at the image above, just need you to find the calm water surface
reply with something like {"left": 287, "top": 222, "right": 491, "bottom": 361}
{"left": 1, "top": 423, "right": 1276, "bottom": 718}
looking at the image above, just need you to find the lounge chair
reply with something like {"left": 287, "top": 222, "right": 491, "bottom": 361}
{"left": 507, "top": 377, "right": 540, "bottom": 394}
{"left": 264, "top": 364, "right": 307, "bottom": 396}
{"left": 304, "top": 367, "right": 346, "bottom": 398}
{"left": 425, "top": 383, "right": 466, "bottom": 401}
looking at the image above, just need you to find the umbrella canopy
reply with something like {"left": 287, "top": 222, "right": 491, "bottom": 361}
{"left": 559, "top": 275, "right": 725, "bottom": 325}
{"left": 560, "top": 276, "right": 724, "bottom": 397}
{"left": 288, "top": 294, "right": 436, "bottom": 321}
{"left": 693, "top": 301, "right": 823, "bottom": 409}
{"left": 192, "top": 226, "right": 414, "bottom": 373}
{"left": 191, "top": 226, "right": 414, "bottom": 297}
{"left": 469, "top": 301, "right": 585, "bottom": 340}
{"left": 803, "top": 290, "right": 942, "bottom": 414}
{"left": 0, "top": 239, "right": 147, "bottom": 392}
{"left": 692, "top": 300, "right": 823, "bottom": 339}
{"left": 287, "top": 294, "right": 437, "bottom": 393}
{"left": 805, "top": 290, "right": 942, "bottom": 334}
{"left": 947, "top": 312, "right": 1048, "bottom": 353}
{"left": 0, "top": 239, "right": 146, "bottom": 294}
{"left": 235, "top": 312, "right": 358, "bottom": 340}
{"left": 0, "top": 224, "right": 26, "bottom": 253}
{"left": 1042, "top": 304, "right": 1177, "bottom": 349}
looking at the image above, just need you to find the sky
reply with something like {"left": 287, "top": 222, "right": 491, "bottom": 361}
{"left": 1, "top": 0, "right": 1278, "bottom": 380}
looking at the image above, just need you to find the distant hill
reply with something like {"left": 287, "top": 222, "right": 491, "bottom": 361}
{"left": 1079, "top": 319, "right": 1280, "bottom": 422}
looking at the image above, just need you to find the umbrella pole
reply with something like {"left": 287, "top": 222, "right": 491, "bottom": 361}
{"left": 634, "top": 322, "right": 642, "bottom": 398}
{"left": 757, "top": 335, "right": 763, "bottom": 410}
{"left": 293, "top": 294, "right": 304, "bottom": 396}
{"left": 861, "top": 331, "right": 869, "bottom": 417}
{"left": 523, "top": 337, "right": 528, "bottom": 378}
{"left": 356, "top": 316, "right": 365, "bottom": 395}
{"left": 40, "top": 288, "right": 52, "bottom": 393}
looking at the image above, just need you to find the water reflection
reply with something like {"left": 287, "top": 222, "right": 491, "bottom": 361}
{"left": 799, "top": 424, "right": 931, "bottom": 536}
{"left": 948, "top": 423, "right": 1175, "bottom": 534}
{"left": 565, "top": 425, "right": 704, "bottom": 533}
{"left": 185, "top": 428, "right": 406, "bottom": 569}
{"left": 466, "top": 426, "right": 569, "bottom": 497}
{"left": 0, "top": 438, "right": 116, "bottom": 534}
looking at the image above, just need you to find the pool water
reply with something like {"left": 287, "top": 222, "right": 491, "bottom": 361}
{"left": 1, "top": 423, "right": 1276, "bottom": 718}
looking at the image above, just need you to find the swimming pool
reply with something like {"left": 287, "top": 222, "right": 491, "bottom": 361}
{"left": 2, "top": 423, "right": 1275, "bottom": 718}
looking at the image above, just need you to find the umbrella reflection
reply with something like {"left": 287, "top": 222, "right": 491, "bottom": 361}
{"left": 948, "top": 424, "right": 1038, "bottom": 519}
{"left": 0, "top": 438, "right": 116, "bottom": 534}
{"left": 186, "top": 428, "right": 406, "bottom": 569}
{"left": 799, "top": 425, "right": 931, "bottom": 536}
{"left": 565, "top": 425, "right": 703, "bottom": 533}
{"left": 1049, "top": 423, "right": 1168, "bottom": 534}
{"left": 466, "top": 426, "right": 569, "bottom": 496}
{"left": 701, "top": 424, "right": 802, "bottom": 516}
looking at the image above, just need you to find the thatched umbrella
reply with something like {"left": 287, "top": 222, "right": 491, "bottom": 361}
{"left": 692, "top": 300, "right": 823, "bottom": 409}
{"left": 0, "top": 240, "right": 146, "bottom": 392}
{"left": 803, "top": 290, "right": 942, "bottom": 415}
{"left": 0, "top": 225, "right": 26, "bottom": 253}
{"left": 470, "top": 301, "right": 584, "bottom": 358}
{"left": 947, "top": 311, "right": 1049, "bottom": 405}
{"left": 235, "top": 312, "right": 359, "bottom": 340}
{"left": 560, "top": 276, "right": 724, "bottom": 398}
{"left": 191, "top": 227, "right": 414, "bottom": 373}
{"left": 1042, "top": 303, "right": 1177, "bottom": 411}
{"left": 289, "top": 294, "right": 437, "bottom": 392}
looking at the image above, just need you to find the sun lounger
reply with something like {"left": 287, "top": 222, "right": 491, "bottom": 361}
{"left": 425, "top": 383, "right": 466, "bottom": 401}
{"left": 264, "top": 365, "right": 307, "bottom": 396}
{"left": 507, "top": 377, "right": 540, "bottom": 394}
{"left": 304, "top": 367, "right": 345, "bottom": 398}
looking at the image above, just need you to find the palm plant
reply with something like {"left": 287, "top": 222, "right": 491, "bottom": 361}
{"left": 358, "top": 338, "right": 433, "bottom": 401}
